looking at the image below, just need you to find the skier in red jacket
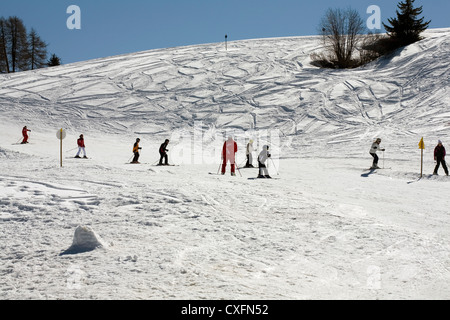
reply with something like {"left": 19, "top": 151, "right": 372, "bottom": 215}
{"left": 75, "top": 134, "right": 87, "bottom": 159}
{"left": 222, "top": 137, "right": 238, "bottom": 176}
{"left": 21, "top": 126, "right": 31, "bottom": 144}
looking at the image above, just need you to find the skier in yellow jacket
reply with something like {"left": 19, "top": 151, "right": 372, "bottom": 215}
{"left": 131, "top": 138, "right": 142, "bottom": 164}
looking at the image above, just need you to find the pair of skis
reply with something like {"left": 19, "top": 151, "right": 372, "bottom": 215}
{"left": 208, "top": 172, "right": 280, "bottom": 180}
{"left": 127, "top": 162, "right": 177, "bottom": 166}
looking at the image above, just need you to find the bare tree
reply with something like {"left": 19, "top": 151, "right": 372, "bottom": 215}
{"left": 0, "top": 16, "right": 52, "bottom": 73}
{"left": 0, "top": 17, "right": 9, "bottom": 73}
{"left": 5, "top": 16, "right": 29, "bottom": 72}
{"left": 318, "top": 8, "right": 366, "bottom": 68}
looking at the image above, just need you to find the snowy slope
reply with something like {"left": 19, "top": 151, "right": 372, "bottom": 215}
{"left": 0, "top": 29, "right": 449, "bottom": 157}
{"left": 0, "top": 29, "right": 449, "bottom": 300}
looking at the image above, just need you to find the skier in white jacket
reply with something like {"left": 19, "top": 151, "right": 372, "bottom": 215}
{"left": 245, "top": 139, "right": 255, "bottom": 168}
{"left": 369, "top": 138, "right": 385, "bottom": 169}
{"left": 258, "top": 145, "right": 272, "bottom": 178}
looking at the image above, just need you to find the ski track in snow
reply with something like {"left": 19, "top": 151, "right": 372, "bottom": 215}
{"left": 0, "top": 30, "right": 450, "bottom": 300}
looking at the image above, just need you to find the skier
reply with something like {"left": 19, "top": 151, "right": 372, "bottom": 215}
{"left": 131, "top": 138, "right": 142, "bottom": 164}
{"left": 245, "top": 139, "right": 255, "bottom": 168}
{"left": 433, "top": 140, "right": 449, "bottom": 176}
{"left": 159, "top": 139, "right": 170, "bottom": 166}
{"left": 75, "top": 134, "right": 87, "bottom": 159}
{"left": 21, "top": 126, "right": 31, "bottom": 144}
{"left": 258, "top": 145, "right": 272, "bottom": 178}
{"left": 222, "top": 136, "right": 238, "bottom": 176}
{"left": 369, "top": 138, "right": 385, "bottom": 169}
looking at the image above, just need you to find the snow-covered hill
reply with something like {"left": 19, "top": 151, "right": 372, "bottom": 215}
{"left": 1, "top": 29, "right": 449, "bottom": 157}
{"left": 0, "top": 29, "right": 449, "bottom": 300}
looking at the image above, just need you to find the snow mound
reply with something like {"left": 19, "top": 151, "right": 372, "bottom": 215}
{"left": 0, "top": 147, "right": 20, "bottom": 159}
{"left": 61, "top": 226, "right": 108, "bottom": 255}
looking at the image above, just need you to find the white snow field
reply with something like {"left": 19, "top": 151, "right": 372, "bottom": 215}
{"left": 0, "top": 29, "right": 449, "bottom": 300}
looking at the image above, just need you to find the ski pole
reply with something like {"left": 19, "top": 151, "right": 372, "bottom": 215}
{"left": 383, "top": 150, "right": 385, "bottom": 169}
{"left": 235, "top": 162, "right": 242, "bottom": 177}
{"left": 127, "top": 154, "right": 134, "bottom": 163}
{"left": 270, "top": 158, "right": 279, "bottom": 175}
{"left": 217, "top": 157, "right": 222, "bottom": 175}
{"left": 66, "top": 147, "right": 78, "bottom": 153}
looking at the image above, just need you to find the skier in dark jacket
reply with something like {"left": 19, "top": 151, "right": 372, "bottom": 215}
{"left": 434, "top": 140, "right": 448, "bottom": 176}
{"left": 159, "top": 139, "right": 170, "bottom": 166}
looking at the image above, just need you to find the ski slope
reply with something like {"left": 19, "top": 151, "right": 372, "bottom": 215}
{"left": 0, "top": 29, "right": 449, "bottom": 300}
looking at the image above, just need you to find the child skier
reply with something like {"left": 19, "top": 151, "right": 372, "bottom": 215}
{"left": 245, "top": 139, "right": 255, "bottom": 168}
{"left": 159, "top": 139, "right": 170, "bottom": 166}
{"left": 222, "top": 137, "right": 238, "bottom": 176}
{"left": 75, "top": 134, "right": 87, "bottom": 159}
{"left": 131, "top": 138, "right": 142, "bottom": 164}
{"left": 434, "top": 140, "right": 449, "bottom": 176}
{"left": 258, "top": 145, "right": 272, "bottom": 178}
{"left": 369, "top": 138, "right": 385, "bottom": 169}
{"left": 21, "top": 126, "right": 31, "bottom": 144}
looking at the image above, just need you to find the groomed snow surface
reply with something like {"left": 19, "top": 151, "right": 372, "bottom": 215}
{"left": 0, "top": 29, "right": 449, "bottom": 300}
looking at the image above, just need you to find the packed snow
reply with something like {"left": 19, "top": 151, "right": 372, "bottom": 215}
{"left": 0, "top": 29, "right": 449, "bottom": 300}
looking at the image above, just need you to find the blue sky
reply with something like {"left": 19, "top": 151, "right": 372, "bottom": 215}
{"left": 1, "top": 0, "right": 448, "bottom": 64}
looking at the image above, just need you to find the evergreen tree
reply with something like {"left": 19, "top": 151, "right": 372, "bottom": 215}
{"left": 47, "top": 53, "right": 62, "bottom": 67}
{"left": 28, "top": 28, "right": 48, "bottom": 70}
{"left": 383, "top": 0, "right": 431, "bottom": 45}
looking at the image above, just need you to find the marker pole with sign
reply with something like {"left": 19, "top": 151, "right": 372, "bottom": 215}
{"left": 418, "top": 137, "right": 425, "bottom": 177}
{"left": 56, "top": 129, "right": 67, "bottom": 167}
